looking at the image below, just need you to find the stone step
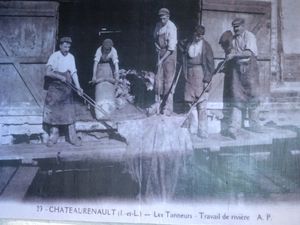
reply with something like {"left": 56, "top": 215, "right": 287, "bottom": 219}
{"left": 269, "top": 97, "right": 300, "bottom": 104}
{"left": 270, "top": 82, "right": 300, "bottom": 99}
{"left": 260, "top": 102, "right": 300, "bottom": 113}
{"left": 271, "top": 91, "right": 300, "bottom": 99}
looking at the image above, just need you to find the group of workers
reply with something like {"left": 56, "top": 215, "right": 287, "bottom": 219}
{"left": 43, "top": 7, "right": 262, "bottom": 147}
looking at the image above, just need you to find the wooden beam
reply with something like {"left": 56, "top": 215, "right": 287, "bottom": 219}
{"left": 198, "top": 0, "right": 203, "bottom": 25}
{"left": 0, "top": 166, "right": 38, "bottom": 200}
{"left": 0, "top": 40, "right": 44, "bottom": 107}
{"left": 0, "top": 1, "right": 59, "bottom": 17}
{"left": 0, "top": 106, "right": 43, "bottom": 116}
{"left": 0, "top": 167, "right": 18, "bottom": 196}
{"left": 277, "top": 0, "right": 284, "bottom": 83}
{"left": 0, "top": 56, "right": 48, "bottom": 64}
{"left": 0, "top": 140, "right": 126, "bottom": 163}
{"left": 203, "top": 0, "right": 271, "bottom": 14}
{"left": 2, "top": 124, "right": 44, "bottom": 136}
{"left": 0, "top": 115, "right": 43, "bottom": 124}
{"left": 0, "top": 9, "right": 56, "bottom": 17}
{"left": 193, "top": 127, "right": 297, "bottom": 151}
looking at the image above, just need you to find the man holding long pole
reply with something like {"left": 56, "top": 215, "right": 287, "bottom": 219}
{"left": 153, "top": 8, "right": 177, "bottom": 116}
{"left": 221, "top": 18, "right": 262, "bottom": 139}
{"left": 183, "top": 25, "right": 215, "bottom": 138}
{"left": 43, "top": 37, "right": 83, "bottom": 147}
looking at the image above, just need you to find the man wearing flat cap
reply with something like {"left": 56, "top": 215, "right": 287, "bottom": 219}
{"left": 153, "top": 7, "right": 177, "bottom": 116}
{"left": 221, "top": 18, "right": 262, "bottom": 139}
{"left": 90, "top": 38, "right": 119, "bottom": 119}
{"left": 182, "top": 25, "right": 215, "bottom": 138}
{"left": 43, "top": 36, "right": 83, "bottom": 147}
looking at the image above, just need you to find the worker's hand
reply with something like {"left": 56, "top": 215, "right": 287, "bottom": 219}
{"left": 204, "top": 82, "right": 211, "bottom": 92}
{"left": 77, "top": 87, "right": 83, "bottom": 96}
{"left": 107, "top": 78, "right": 116, "bottom": 84}
{"left": 157, "top": 59, "right": 163, "bottom": 67}
{"left": 89, "top": 77, "right": 97, "bottom": 85}
{"left": 60, "top": 75, "right": 67, "bottom": 83}
{"left": 114, "top": 71, "right": 119, "bottom": 79}
{"left": 63, "top": 70, "right": 72, "bottom": 83}
{"left": 226, "top": 53, "right": 236, "bottom": 60}
{"left": 155, "top": 43, "right": 161, "bottom": 52}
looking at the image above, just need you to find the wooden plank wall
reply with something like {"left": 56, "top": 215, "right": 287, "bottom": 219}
{"left": 0, "top": 1, "right": 59, "bottom": 143}
{"left": 0, "top": 1, "right": 59, "bottom": 115}
{"left": 283, "top": 54, "right": 300, "bottom": 81}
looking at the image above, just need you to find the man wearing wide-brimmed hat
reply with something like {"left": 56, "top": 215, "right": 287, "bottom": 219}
{"left": 183, "top": 25, "right": 215, "bottom": 138}
{"left": 221, "top": 18, "right": 262, "bottom": 139}
{"left": 153, "top": 8, "right": 177, "bottom": 116}
{"left": 43, "top": 36, "right": 83, "bottom": 147}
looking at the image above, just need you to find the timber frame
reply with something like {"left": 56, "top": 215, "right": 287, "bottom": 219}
{"left": 0, "top": 1, "right": 59, "bottom": 144}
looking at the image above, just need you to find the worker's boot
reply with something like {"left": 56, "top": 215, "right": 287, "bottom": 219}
{"left": 222, "top": 127, "right": 237, "bottom": 140}
{"left": 197, "top": 108, "right": 208, "bottom": 139}
{"left": 47, "top": 126, "right": 59, "bottom": 147}
{"left": 189, "top": 108, "right": 198, "bottom": 134}
{"left": 162, "top": 94, "right": 173, "bottom": 116}
{"left": 247, "top": 108, "right": 264, "bottom": 133}
{"left": 67, "top": 124, "right": 82, "bottom": 146}
{"left": 221, "top": 107, "right": 241, "bottom": 139}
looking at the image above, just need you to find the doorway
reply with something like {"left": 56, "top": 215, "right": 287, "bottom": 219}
{"left": 57, "top": 0, "right": 199, "bottom": 98}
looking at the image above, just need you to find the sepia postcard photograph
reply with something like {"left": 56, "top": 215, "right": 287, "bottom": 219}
{"left": 0, "top": 0, "right": 300, "bottom": 225}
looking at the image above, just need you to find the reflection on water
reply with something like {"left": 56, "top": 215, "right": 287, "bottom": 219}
{"left": 26, "top": 137, "right": 300, "bottom": 202}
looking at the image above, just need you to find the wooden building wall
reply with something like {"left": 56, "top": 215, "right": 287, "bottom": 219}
{"left": 197, "top": 0, "right": 271, "bottom": 106}
{"left": 0, "top": 1, "right": 59, "bottom": 144}
{"left": 281, "top": 0, "right": 300, "bottom": 81}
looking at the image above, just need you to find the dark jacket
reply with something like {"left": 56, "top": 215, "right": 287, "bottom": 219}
{"left": 182, "top": 38, "right": 215, "bottom": 83}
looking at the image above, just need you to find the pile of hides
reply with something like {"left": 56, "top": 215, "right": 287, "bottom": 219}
{"left": 125, "top": 69, "right": 155, "bottom": 91}
{"left": 115, "top": 69, "right": 135, "bottom": 109}
{"left": 124, "top": 70, "right": 156, "bottom": 108}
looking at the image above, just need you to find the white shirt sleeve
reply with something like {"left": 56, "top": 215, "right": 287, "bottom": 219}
{"left": 167, "top": 21, "right": 177, "bottom": 51}
{"left": 46, "top": 51, "right": 77, "bottom": 74}
{"left": 244, "top": 31, "right": 258, "bottom": 56}
{"left": 110, "top": 47, "right": 119, "bottom": 65}
{"left": 69, "top": 54, "right": 77, "bottom": 75}
{"left": 94, "top": 47, "right": 102, "bottom": 63}
{"left": 46, "top": 52, "right": 56, "bottom": 69}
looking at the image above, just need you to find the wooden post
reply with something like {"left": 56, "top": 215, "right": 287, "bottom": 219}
{"left": 198, "top": 0, "right": 203, "bottom": 25}
{"left": 277, "top": 0, "right": 284, "bottom": 83}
